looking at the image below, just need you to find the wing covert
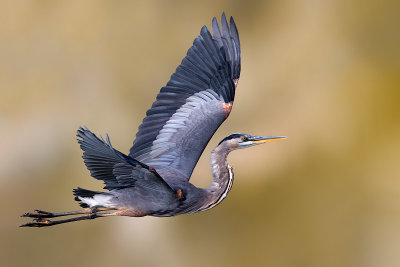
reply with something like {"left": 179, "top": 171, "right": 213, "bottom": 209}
{"left": 129, "top": 13, "right": 241, "bottom": 180}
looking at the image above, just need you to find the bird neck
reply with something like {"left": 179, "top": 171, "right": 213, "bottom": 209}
{"left": 199, "top": 142, "right": 234, "bottom": 212}
{"left": 210, "top": 142, "right": 232, "bottom": 187}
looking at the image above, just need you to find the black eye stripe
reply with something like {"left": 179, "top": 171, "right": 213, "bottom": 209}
{"left": 218, "top": 133, "right": 247, "bottom": 145}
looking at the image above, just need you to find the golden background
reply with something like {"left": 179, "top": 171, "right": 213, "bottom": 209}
{"left": 1, "top": 0, "right": 399, "bottom": 266}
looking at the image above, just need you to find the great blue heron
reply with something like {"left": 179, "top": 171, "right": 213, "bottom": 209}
{"left": 21, "top": 13, "right": 286, "bottom": 227}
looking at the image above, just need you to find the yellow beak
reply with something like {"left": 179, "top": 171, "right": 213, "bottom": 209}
{"left": 251, "top": 136, "right": 287, "bottom": 144}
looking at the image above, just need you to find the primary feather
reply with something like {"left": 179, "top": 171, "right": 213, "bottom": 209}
{"left": 129, "top": 13, "right": 241, "bottom": 182}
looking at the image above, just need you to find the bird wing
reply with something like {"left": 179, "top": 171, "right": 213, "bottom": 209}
{"left": 77, "top": 127, "right": 175, "bottom": 192}
{"left": 129, "top": 13, "right": 241, "bottom": 180}
{"left": 112, "top": 162, "right": 177, "bottom": 197}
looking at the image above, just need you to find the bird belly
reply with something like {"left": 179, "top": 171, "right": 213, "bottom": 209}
{"left": 110, "top": 187, "right": 180, "bottom": 216}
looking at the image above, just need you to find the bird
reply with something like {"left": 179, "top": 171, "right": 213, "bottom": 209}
{"left": 21, "top": 13, "right": 286, "bottom": 227}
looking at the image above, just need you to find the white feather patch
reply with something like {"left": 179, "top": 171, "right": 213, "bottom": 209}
{"left": 78, "top": 194, "right": 114, "bottom": 208}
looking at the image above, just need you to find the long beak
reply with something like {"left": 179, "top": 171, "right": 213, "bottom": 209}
{"left": 251, "top": 136, "right": 287, "bottom": 144}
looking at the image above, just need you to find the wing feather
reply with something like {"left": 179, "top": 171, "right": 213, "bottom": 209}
{"left": 77, "top": 127, "right": 173, "bottom": 191}
{"left": 129, "top": 13, "right": 241, "bottom": 181}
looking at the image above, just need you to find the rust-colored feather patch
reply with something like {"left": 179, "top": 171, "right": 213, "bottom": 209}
{"left": 176, "top": 188, "right": 185, "bottom": 201}
{"left": 221, "top": 102, "right": 233, "bottom": 116}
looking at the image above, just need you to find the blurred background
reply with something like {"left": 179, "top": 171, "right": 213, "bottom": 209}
{"left": 1, "top": 0, "right": 399, "bottom": 266}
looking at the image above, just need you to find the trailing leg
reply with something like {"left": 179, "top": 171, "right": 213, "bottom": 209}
{"left": 20, "top": 211, "right": 118, "bottom": 227}
{"left": 21, "top": 207, "right": 115, "bottom": 218}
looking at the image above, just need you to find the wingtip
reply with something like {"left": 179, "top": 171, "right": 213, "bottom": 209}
{"left": 77, "top": 125, "right": 90, "bottom": 135}
{"left": 229, "top": 16, "right": 236, "bottom": 27}
{"left": 220, "top": 12, "right": 230, "bottom": 37}
{"left": 211, "top": 16, "right": 220, "bottom": 34}
{"left": 221, "top": 11, "right": 227, "bottom": 20}
{"left": 221, "top": 12, "right": 229, "bottom": 25}
{"left": 200, "top": 25, "right": 209, "bottom": 34}
{"left": 76, "top": 126, "right": 85, "bottom": 139}
{"left": 105, "top": 133, "right": 112, "bottom": 147}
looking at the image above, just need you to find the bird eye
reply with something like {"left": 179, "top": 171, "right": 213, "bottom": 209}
{"left": 242, "top": 136, "right": 247, "bottom": 141}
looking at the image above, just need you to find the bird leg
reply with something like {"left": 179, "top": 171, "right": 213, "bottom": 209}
{"left": 20, "top": 211, "right": 118, "bottom": 227}
{"left": 21, "top": 208, "right": 112, "bottom": 218}
{"left": 20, "top": 207, "right": 118, "bottom": 227}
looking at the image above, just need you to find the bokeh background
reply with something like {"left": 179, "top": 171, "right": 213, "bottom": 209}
{"left": 1, "top": 0, "right": 399, "bottom": 266}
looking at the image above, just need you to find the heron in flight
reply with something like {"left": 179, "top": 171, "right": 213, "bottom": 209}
{"left": 21, "top": 13, "right": 286, "bottom": 227}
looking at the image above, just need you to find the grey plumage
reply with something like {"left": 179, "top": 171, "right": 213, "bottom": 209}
{"left": 21, "top": 13, "right": 286, "bottom": 227}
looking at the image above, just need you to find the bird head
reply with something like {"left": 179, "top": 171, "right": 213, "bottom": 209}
{"left": 219, "top": 133, "right": 287, "bottom": 150}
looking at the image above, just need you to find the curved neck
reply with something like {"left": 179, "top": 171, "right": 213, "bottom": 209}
{"left": 198, "top": 141, "right": 234, "bottom": 212}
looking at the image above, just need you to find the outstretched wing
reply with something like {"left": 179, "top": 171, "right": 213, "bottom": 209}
{"left": 77, "top": 127, "right": 175, "bottom": 193}
{"left": 129, "top": 13, "right": 241, "bottom": 180}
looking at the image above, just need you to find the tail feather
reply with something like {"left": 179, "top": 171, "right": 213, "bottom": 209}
{"left": 73, "top": 187, "right": 103, "bottom": 208}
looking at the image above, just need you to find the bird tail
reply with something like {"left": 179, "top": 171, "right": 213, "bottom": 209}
{"left": 73, "top": 187, "right": 114, "bottom": 208}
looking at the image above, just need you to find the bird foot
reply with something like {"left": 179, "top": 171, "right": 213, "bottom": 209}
{"left": 20, "top": 218, "right": 52, "bottom": 227}
{"left": 21, "top": 209, "right": 54, "bottom": 218}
